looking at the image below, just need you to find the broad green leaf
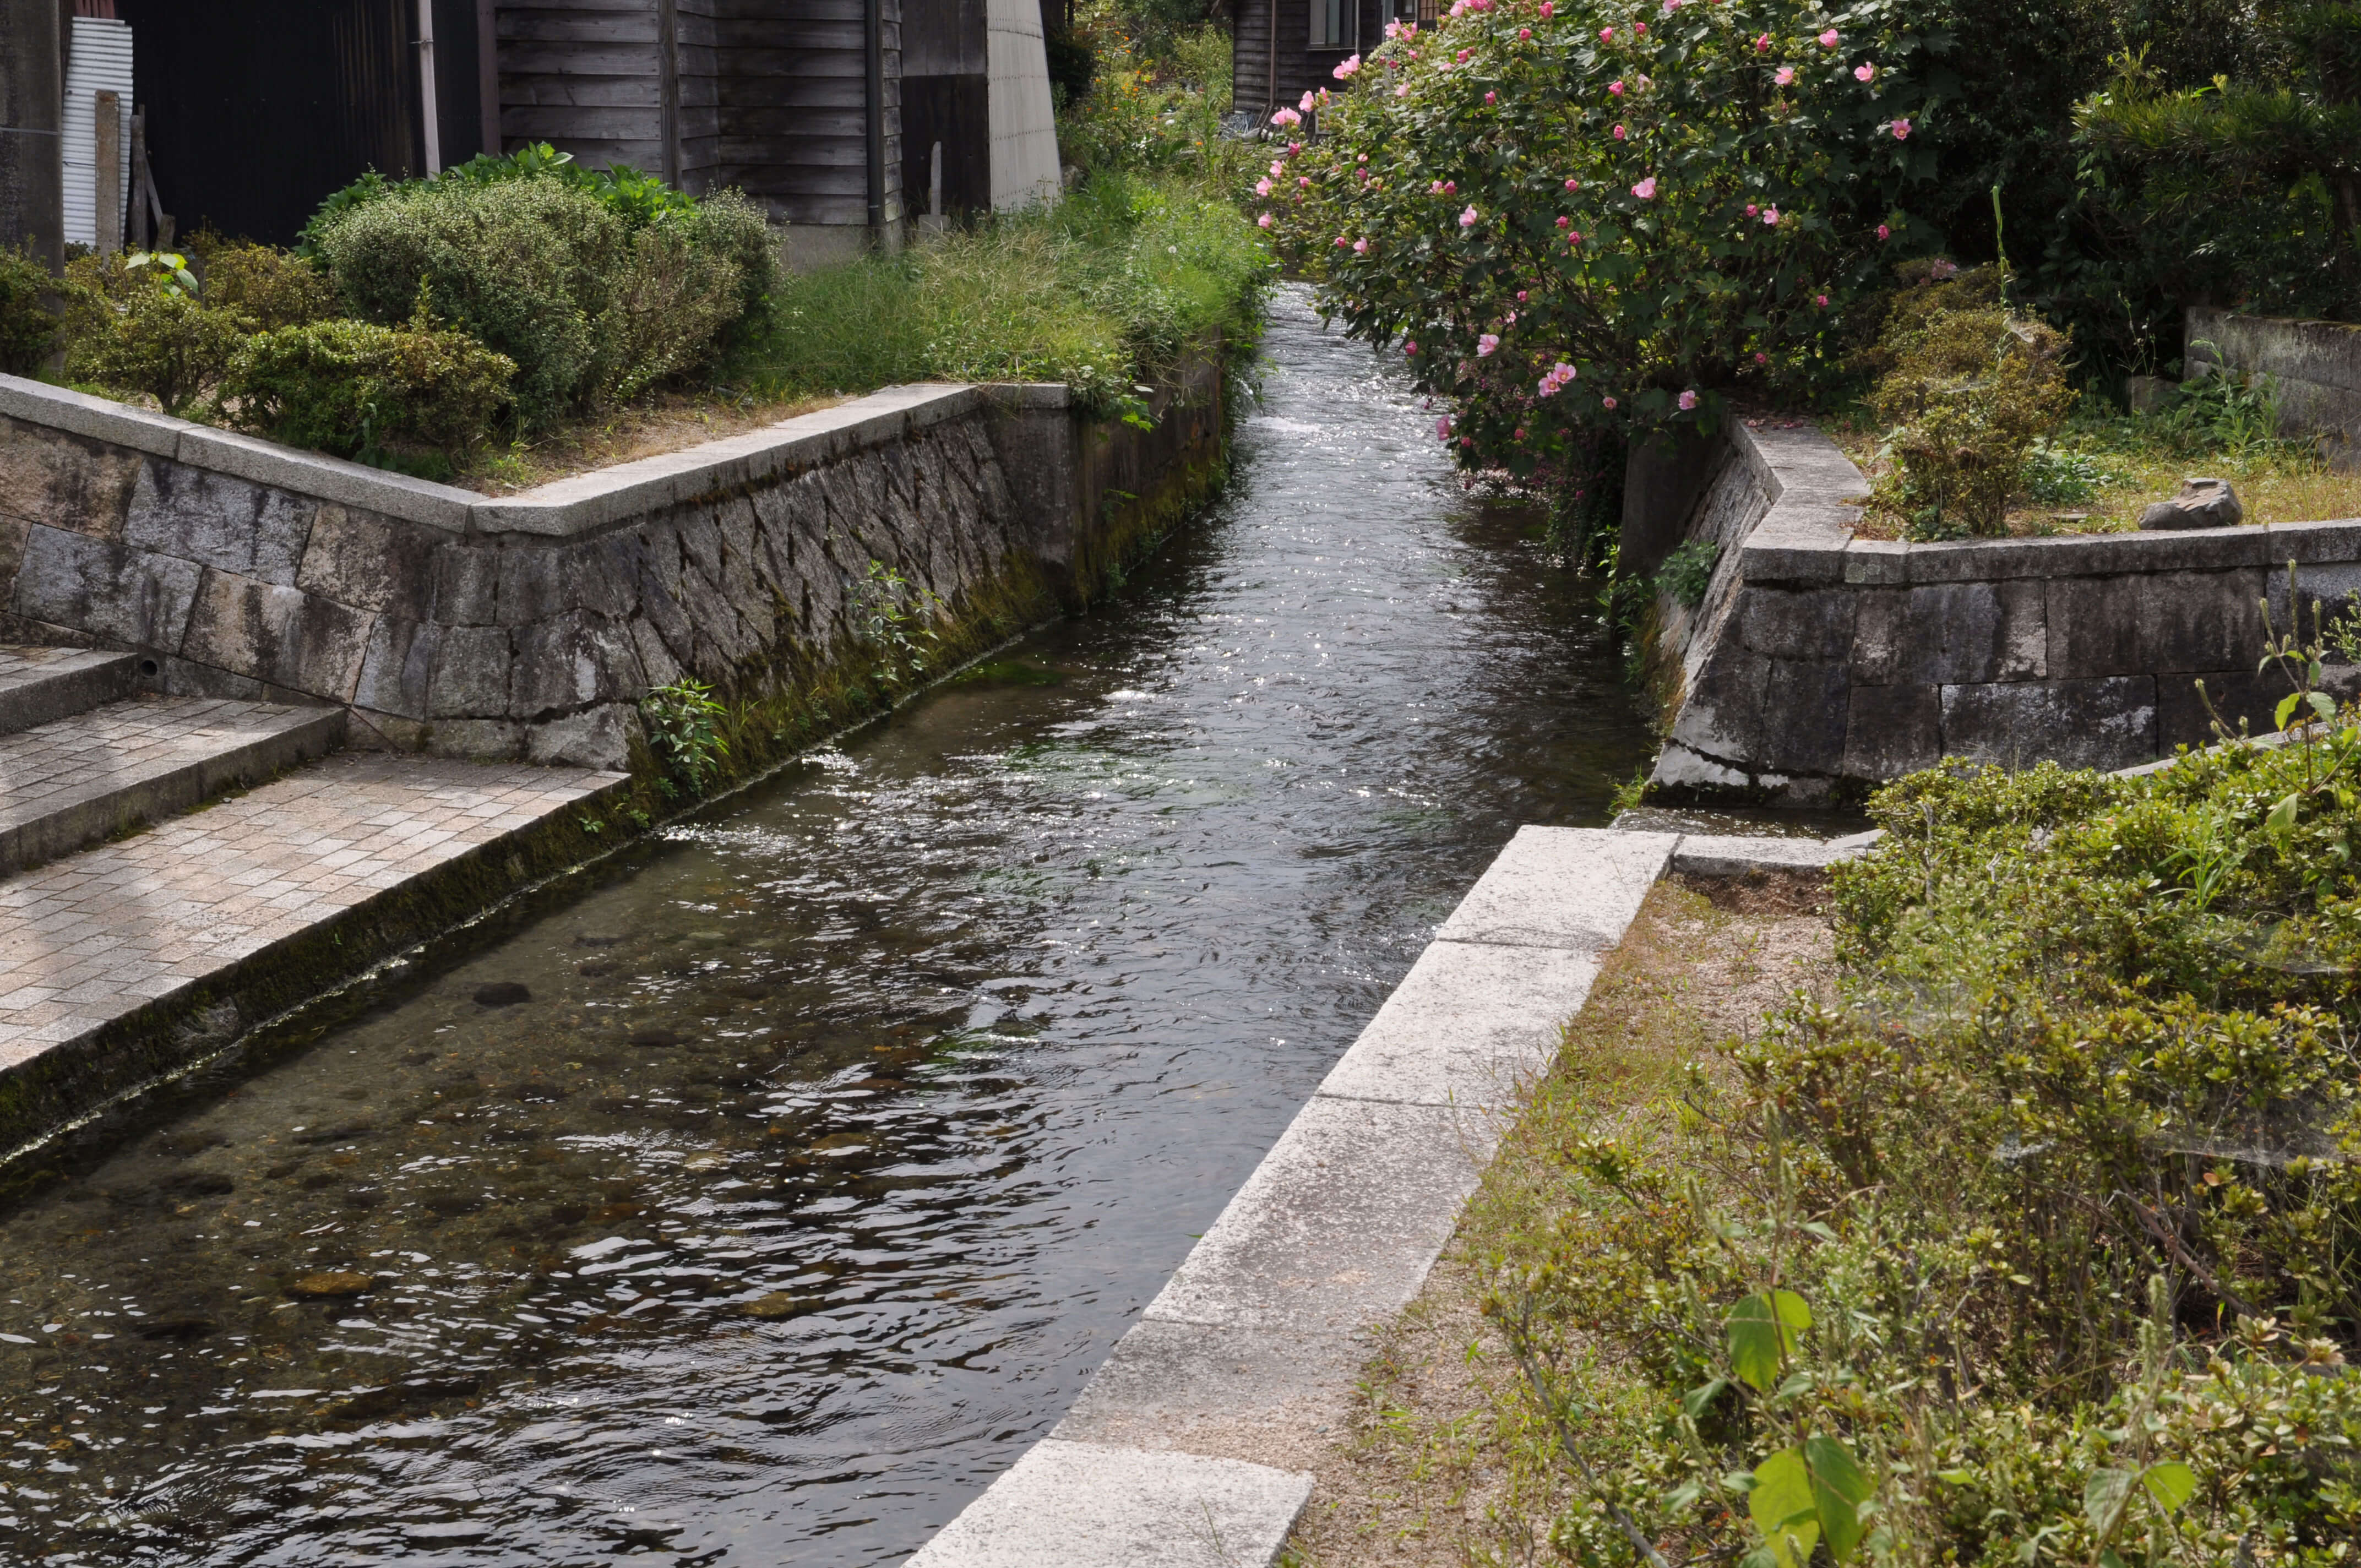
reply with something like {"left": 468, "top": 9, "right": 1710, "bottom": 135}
{"left": 2277, "top": 692, "right": 2304, "bottom": 731}
{"left": 1934, "top": 1468, "right": 1974, "bottom": 1485}
{"left": 1682, "top": 1378, "right": 1729, "bottom": 1419}
{"left": 2141, "top": 1460, "right": 2197, "bottom": 1513}
{"left": 1664, "top": 1479, "right": 1703, "bottom": 1513}
{"left": 1748, "top": 1447, "right": 1820, "bottom": 1568}
{"left": 2083, "top": 1466, "right": 2136, "bottom": 1538}
{"left": 1804, "top": 1435, "right": 1874, "bottom": 1563}
{"left": 2267, "top": 792, "right": 2301, "bottom": 839}
{"left": 2309, "top": 690, "right": 2338, "bottom": 723}
{"left": 1727, "top": 1290, "right": 1812, "bottom": 1392}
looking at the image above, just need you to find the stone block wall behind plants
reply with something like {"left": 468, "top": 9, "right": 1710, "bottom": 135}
{"left": 1646, "top": 423, "right": 2361, "bottom": 805}
{"left": 0, "top": 353, "right": 1228, "bottom": 770}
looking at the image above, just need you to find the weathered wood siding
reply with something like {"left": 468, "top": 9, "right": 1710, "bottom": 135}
{"left": 1233, "top": 0, "right": 1388, "bottom": 122}
{"left": 498, "top": 0, "right": 671, "bottom": 172}
{"left": 710, "top": 0, "right": 901, "bottom": 227}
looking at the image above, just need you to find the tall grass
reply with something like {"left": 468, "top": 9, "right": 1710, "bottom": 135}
{"left": 727, "top": 172, "right": 1270, "bottom": 415}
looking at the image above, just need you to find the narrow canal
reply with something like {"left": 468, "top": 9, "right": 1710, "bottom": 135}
{"left": 0, "top": 287, "right": 1658, "bottom": 1565}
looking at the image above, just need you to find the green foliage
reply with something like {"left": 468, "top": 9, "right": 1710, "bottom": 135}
{"left": 0, "top": 246, "right": 61, "bottom": 376}
{"left": 215, "top": 308, "right": 516, "bottom": 465}
{"left": 1058, "top": 28, "right": 1245, "bottom": 180}
{"left": 2019, "top": 435, "right": 2125, "bottom": 503}
{"left": 1265, "top": 0, "right": 1939, "bottom": 507}
{"left": 854, "top": 560, "right": 946, "bottom": 684}
{"left": 1654, "top": 537, "right": 1721, "bottom": 608}
{"left": 59, "top": 252, "right": 250, "bottom": 416}
{"left": 197, "top": 242, "right": 336, "bottom": 329}
{"left": 1865, "top": 264, "right": 2078, "bottom": 535}
{"left": 639, "top": 678, "right": 729, "bottom": 791}
{"left": 298, "top": 142, "right": 702, "bottom": 257}
{"left": 312, "top": 173, "right": 754, "bottom": 429}
{"left": 732, "top": 171, "right": 1269, "bottom": 417}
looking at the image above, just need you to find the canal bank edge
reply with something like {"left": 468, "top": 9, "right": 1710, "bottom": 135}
{"left": 905, "top": 826, "right": 1861, "bottom": 1568}
{"left": 1639, "top": 421, "right": 2361, "bottom": 805}
{"left": 0, "top": 348, "right": 1229, "bottom": 774}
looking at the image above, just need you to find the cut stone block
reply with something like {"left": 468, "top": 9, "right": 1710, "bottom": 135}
{"left": 1055, "top": 1318, "right": 1366, "bottom": 1453}
{"left": 902, "top": 1439, "right": 1311, "bottom": 1568}
{"left": 1671, "top": 834, "right": 1857, "bottom": 877}
{"left": 1940, "top": 676, "right": 2159, "bottom": 774}
{"left": 1435, "top": 826, "right": 1677, "bottom": 951}
{"left": 1142, "top": 1096, "right": 1484, "bottom": 1336}
{"left": 1315, "top": 939, "right": 1596, "bottom": 1110}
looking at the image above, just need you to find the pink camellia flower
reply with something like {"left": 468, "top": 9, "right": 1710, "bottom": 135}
{"left": 1299, "top": 90, "right": 1316, "bottom": 111}
{"left": 1405, "top": 340, "right": 1419, "bottom": 355}
{"left": 1632, "top": 176, "right": 1658, "bottom": 199}
{"left": 1484, "top": 90, "right": 1497, "bottom": 103}
{"left": 1762, "top": 204, "right": 1780, "bottom": 224}
{"left": 1255, "top": 177, "right": 1272, "bottom": 195}
{"left": 1270, "top": 160, "right": 1285, "bottom": 176}
{"left": 1634, "top": 21, "right": 1647, "bottom": 35}
{"left": 1460, "top": 436, "right": 1475, "bottom": 448}
{"left": 1744, "top": 202, "right": 1759, "bottom": 216}
{"left": 1566, "top": 229, "right": 1582, "bottom": 244}
{"left": 1334, "top": 53, "right": 1362, "bottom": 78}
{"left": 1556, "top": 215, "right": 1570, "bottom": 227}
{"left": 1815, "top": 292, "right": 1829, "bottom": 307}
{"left": 1755, "top": 350, "right": 1769, "bottom": 363}
{"left": 1430, "top": 179, "right": 1446, "bottom": 194}
{"left": 1257, "top": 213, "right": 1273, "bottom": 228}
{"left": 1891, "top": 117, "right": 1911, "bottom": 138}
{"left": 1818, "top": 28, "right": 1838, "bottom": 46}
{"left": 1354, "top": 238, "right": 1370, "bottom": 254}
{"left": 1271, "top": 107, "right": 1301, "bottom": 126}
{"left": 1456, "top": 47, "right": 1470, "bottom": 60}
{"left": 1564, "top": 176, "right": 1580, "bottom": 190}
{"left": 1436, "top": 415, "right": 1453, "bottom": 438}
{"left": 1358, "top": 151, "right": 1368, "bottom": 161}
{"left": 1678, "top": 389, "right": 1698, "bottom": 410}
{"left": 1459, "top": 204, "right": 1479, "bottom": 226}
{"left": 1385, "top": 17, "right": 1402, "bottom": 37}
{"left": 1877, "top": 222, "right": 1891, "bottom": 239}
{"left": 1754, "top": 31, "right": 1770, "bottom": 49}
{"left": 1444, "top": 180, "right": 1457, "bottom": 193}
{"left": 1539, "top": 1, "right": 1551, "bottom": 14}
{"left": 1334, "top": 236, "right": 1350, "bottom": 247}
{"left": 1290, "top": 141, "right": 1304, "bottom": 153}
{"left": 1600, "top": 25, "right": 1614, "bottom": 40}
{"left": 1662, "top": 0, "right": 1680, "bottom": 12}
{"left": 1477, "top": 333, "right": 1501, "bottom": 356}
{"left": 1775, "top": 65, "right": 1794, "bottom": 85}
{"left": 1514, "top": 427, "right": 1526, "bottom": 440}
{"left": 1396, "top": 83, "right": 1411, "bottom": 96}
{"left": 1613, "top": 123, "right": 1627, "bottom": 139}
{"left": 1357, "top": 166, "right": 1369, "bottom": 181}
{"left": 1298, "top": 176, "right": 1311, "bottom": 187}
{"left": 1517, "top": 289, "right": 1528, "bottom": 301}
{"left": 1854, "top": 61, "right": 1875, "bottom": 81}
{"left": 1603, "top": 395, "right": 1618, "bottom": 409}
{"left": 1518, "top": 26, "right": 1531, "bottom": 39}
{"left": 1610, "top": 79, "right": 1625, "bottom": 95}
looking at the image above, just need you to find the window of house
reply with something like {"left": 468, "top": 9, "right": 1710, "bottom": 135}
{"left": 1310, "top": 0, "right": 1354, "bottom": 50}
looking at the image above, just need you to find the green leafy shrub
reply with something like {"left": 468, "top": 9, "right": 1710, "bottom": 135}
{"left": 1865, "top": 266, "right": 2077, "bottom": 535}
{"left": 1653, "top": 537, "right": 1720, "bottom": 607}
{"left": 1057, "top": 29, "right": 1244, "bottom": 182}
{"left": 0, "top": 246, "right": 61, "bottom": 376}
{"left": 639, "top": 678, "right": 728, "bottom": 792}
{"left": 59, "top": 252, "right": 250, "bottom": 415}
{"left": 198, "top": 242, "right": 336, "bottom": 329}
{"left": 298, "top": 143, "right": 703, "bottom": 256}
{"left": 311, "top": 170, "right": 758, "bottom": 427}
{"left": 216, "top": 309, "right": 515, "bottom": 464}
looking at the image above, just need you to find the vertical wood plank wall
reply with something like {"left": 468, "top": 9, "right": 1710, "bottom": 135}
{"left": 496, "top": 0, "right": 900, "bottom": 228}
{"left": 1233, "top": 0, "right": 1388, "bottom": 123}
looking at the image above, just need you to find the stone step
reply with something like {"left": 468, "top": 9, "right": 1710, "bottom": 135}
{"left": 0, "top": 752, "right": 628, "bottom": 1155}
{"left": 0, "top": 695, "right": 346, "bottom": 876}
{"left": 0, "top": 647, "right": 141, "bottom": 738}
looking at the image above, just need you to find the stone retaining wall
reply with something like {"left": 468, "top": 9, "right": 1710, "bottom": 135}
{"left": 0, "top": 355, "right": 1227, "bottom": 770}
{"left": 1648, "top": 422, "right": 2361, "bottom": 803}
{"left": 2186, "top": 307, "right": 2361, "bottom": 471}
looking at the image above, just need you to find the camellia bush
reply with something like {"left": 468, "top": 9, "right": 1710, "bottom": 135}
{"left": 1259, "top": 0, "right": 1944, "bottom": 520}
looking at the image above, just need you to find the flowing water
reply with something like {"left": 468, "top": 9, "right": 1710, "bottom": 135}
{"left": 0, "top": 287, "right": 1664, "bottom": 1566}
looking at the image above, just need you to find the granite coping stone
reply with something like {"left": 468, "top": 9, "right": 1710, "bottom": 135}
{"left": 1434, "top": 825, "right": 1677, "bottom": 950}
{"left": 1313, "top": 938, "right": 1597, "bottom": 1110}
{"left": 902, "top": 1440, "right": 1313, "bottom": 1568}
{"left": 0, "top": 374, "right": 1065, "bottom": 544}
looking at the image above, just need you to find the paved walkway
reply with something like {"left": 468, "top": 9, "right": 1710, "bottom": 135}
{"left": 0, "top": 754, "right": 623, "bottom": 1072}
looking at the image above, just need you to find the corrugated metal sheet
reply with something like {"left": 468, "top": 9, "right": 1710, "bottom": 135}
{"left": 62, "top": 18, "right": 134, "bottom": 248}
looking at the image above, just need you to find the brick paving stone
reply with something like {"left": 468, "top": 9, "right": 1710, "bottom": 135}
{"left": 0, "top": 752, "right": 624, "bottom": 1086}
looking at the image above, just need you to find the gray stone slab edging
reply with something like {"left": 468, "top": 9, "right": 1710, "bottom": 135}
{"left": 907, "top": 826, "right": 1679, "bottom": 1568}
{"left": 0, "top": 373, "right": 1069, "bottom": 541}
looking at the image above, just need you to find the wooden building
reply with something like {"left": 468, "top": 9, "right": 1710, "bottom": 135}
{"left": 1233, "top": 0, "right": 1413, "bottom": 125}
{"left": 99, "top": 0, "right": 1056, "bottom": 259}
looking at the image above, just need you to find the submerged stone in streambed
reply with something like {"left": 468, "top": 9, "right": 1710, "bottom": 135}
{"left": 287, "top": 1271, "right": 376, "bottom": 1298}
{"left": 162, "top": 1170, "right": 236, "bottom": 1197}
{"left": 578, "top": 960, "right": 618, "bottom": 978}
{"left": 721, "top": 982, "right": 773, "bottom": 1001}
{"left": 627, "top": 1026, "right": 681, "bottom": 1048}
{"left": 575, "top": 934, "right": 625, "bottom": 948}
{"left": 135, "top": 1315, "right": 217, "bottom": 1341}
{"left": 474, "top": 982, "right": 531, "bottom": 1008}
{"left": 295, "top": 1121, "right": 376, "bottom": 1145}
{"left": 742, "top": 1292, "right": 806, "bottom": 1319}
